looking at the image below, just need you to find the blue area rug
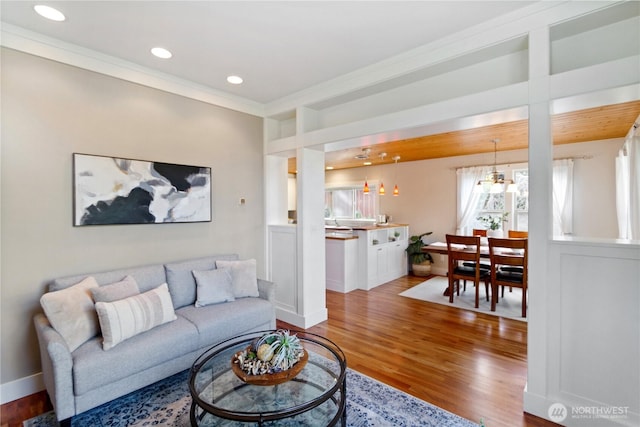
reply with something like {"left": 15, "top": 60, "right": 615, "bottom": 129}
{"left": 24, "top": 368, "right": 477, "bottom": 426}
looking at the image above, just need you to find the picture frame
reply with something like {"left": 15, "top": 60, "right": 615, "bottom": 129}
{"left": 73, "top": 153, "right": 211, "bottom": 226}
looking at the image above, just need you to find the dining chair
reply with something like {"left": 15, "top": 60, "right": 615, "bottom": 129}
{"left": 472, "top": 229, "right": 487, "bottom": 237}
{"left": 502, "top": 231, "right": 528, "bottom": 291}
{"left": 462, "top": 229, "right": 490, "bottom": 286}
{"left": 488, "top": 237, "right": 528, "bottom": 317}
{"left": 446, "top": 234, "right": 490, "bottom": 308}
{"left": 508, "top": 230, "right": 528, "bottom": 238}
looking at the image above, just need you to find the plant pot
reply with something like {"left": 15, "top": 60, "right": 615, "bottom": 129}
{"left": 412, "top": 260, "right": 432, "bottom": 276}
{"left": 487, "top": 229, "right": 503, "bottom": 238}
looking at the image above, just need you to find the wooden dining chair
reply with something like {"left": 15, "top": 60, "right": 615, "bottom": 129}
{"left": 463, "top": 229, "right": 490, "bottom": 286}
{"left": 508, "top": 230, "right": 528, "bottom": 238}
{"left": 472, "top": 229, "right": 487, "bottom": 237}
{"left": 446, "top": 234, "right": 490, "bottom": 308}
{"left": 488, "top": 237, "right": 528, "bottom": 317}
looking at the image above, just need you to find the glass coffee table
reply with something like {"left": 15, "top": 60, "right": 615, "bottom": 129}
{"left": 189, "top": 330, "right": 347, "bottom": 426}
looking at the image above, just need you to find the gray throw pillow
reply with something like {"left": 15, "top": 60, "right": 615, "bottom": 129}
{"left": 193, "top": 269, "right": 236, "bottom": 307}
{"left": 164, "top": 258, "right": 216, "bottom": 309}
{"left": 215, "top": 259, "right": 259, "bottom": 298}
{"left": 90, "top": 275, "right": 140, "bottom": 302}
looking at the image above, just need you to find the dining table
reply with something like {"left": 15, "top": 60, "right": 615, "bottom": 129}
{"left": 421, "top": 240, "right": 524, "bottom": 296}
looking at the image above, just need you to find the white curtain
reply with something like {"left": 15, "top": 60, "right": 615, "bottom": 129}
{"left": 552, "top": 159, "right": 574, "bottom": 236}
{"left": 616, "top": 131, "right": 640, "bottom": 240}
{"left": 456, "top": 166, "right": 490, "bottom": 235}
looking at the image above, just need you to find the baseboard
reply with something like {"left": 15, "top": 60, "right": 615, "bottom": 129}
{"left": 0, "top": 372, "right": 44, "bottom": 404}
{"left": 524, "top": 388, "right": 639, "bottom": 427}
{"left": 276, "top": 307, "right": 328, "bottom": 329}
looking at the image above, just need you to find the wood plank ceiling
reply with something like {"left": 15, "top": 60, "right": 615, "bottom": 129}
{"left": 287, "top": 100, "right": 640, "bottom": 173}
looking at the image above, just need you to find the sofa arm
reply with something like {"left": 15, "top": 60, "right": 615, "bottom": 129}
{"left": 257, "top": 279, "right": 276, "bottom": 303}
{"left": 34, "top": 313, "right": 75, "bottom": 421}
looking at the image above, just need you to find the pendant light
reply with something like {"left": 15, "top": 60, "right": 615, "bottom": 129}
{"left": 392, "top": 156, "right": 400, "bottom": 196}
{"left": 378, "top": 153, "right": 387, "bottom": 196}
{"left": 357, "top": 148, "right": 371, "bottom": 194}
{"left": 475, "top": 139, "right": 517, "bottom": 193}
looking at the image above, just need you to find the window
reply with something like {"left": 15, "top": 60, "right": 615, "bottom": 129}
{"left": 324, "top": 186, "right": 377, "bottom": 220}
{"left": 512, "top": 169, "right": 529, "bottom": 231}
{"left": 470, "top": 168, "right": 529, "bottom": 232}
{"left": 473, "top": 192, "right": 506, "bottom": 230}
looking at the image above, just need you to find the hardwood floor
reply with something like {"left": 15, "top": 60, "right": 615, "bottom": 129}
{"left": 1, "top": 275, "right": 557, "bottom": 427}
{"left": 281, "top": 275, "right": 557, "bottom": 427}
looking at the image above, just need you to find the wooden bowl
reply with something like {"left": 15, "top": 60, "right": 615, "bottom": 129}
{"left": 231, "top": 348, "right": 308, "bottom": 386}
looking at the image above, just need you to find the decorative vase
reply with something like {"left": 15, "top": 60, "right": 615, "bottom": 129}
{"left": 487, "top": 229, "right": 503, "bottom": 238}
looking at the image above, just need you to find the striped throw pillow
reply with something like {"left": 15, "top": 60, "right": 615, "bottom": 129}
{"left": 95, "top": 283, "right": 176, "bottom": 350}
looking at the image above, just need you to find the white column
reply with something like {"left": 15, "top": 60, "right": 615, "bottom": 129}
{"left": 524, "top": 26, "right": 553, "bottom": 419}
{"left": 295, "top": 146, "right": 328, "bottom": 327}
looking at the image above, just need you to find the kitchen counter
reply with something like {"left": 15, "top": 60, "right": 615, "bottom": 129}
{"left": 325, "top": 234, "right": 359, "bottom": 240}
{"left": 349, "top": 223, "right": 409, "bottom": 231}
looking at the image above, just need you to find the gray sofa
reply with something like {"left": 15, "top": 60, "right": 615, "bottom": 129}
{"left": 33, "top": 254, "right": 276, "bottom": 424}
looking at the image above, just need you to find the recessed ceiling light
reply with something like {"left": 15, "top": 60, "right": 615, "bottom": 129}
{"left": 151, "top": 47, "right": 172, "bottom": 59}
{"left": 34, "top": 5, "right": 66, "bottom": 21}
{"left": 326, "top": 166, "right": 334, "bottom": 170}
{"left": 363, "top": 161, "right": 372, "bottom": 166}
{"left": 227, "top": 75, "right": 243, "bottom": 85}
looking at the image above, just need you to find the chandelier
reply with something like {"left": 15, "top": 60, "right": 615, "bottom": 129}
{"left": 475, "top": 139, "right": 517, "bottom": 194}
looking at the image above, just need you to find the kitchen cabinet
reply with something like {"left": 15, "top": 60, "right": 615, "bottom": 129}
{"left": 355, "top": 225, "right": 408, "bottom": 290}
{"left": 325, "top": 235, "right": 359, "bottom": 293}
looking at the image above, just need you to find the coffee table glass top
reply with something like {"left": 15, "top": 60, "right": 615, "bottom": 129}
{"left": 189, "top": 330, "right": 347, "bottom": 426}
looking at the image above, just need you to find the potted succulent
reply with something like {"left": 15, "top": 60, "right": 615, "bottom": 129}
{"left": 232, "top": 329, "right": 308, "bottom": 385}
{"left": 406, "top": 232, "right": 433, "bottom": 276}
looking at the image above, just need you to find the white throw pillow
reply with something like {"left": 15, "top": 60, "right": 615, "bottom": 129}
{"left": 40, "top": 276, "right": 100, "bottom": 352}
{"left": 95, "top": 283, "right": 177, "bottom": 350}
{"left": 215, "top": 259, "right": 259, "bottom": 298}
{"left": 90, "top": 275, "right": 140, "bottom": 303}
{"left": 193, "top": 269, "right": 236, "bottom": 307}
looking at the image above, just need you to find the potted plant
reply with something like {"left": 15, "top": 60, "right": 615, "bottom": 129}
{"left": 476, "top": 212, "right": 509, "bottom": 237}
{"left": 406, "top": 232, "right": 433, "bottom": 276}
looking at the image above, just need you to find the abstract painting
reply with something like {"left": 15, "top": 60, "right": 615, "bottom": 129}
{"left": 73, "top": 153, "right": 211, "bottom": 226}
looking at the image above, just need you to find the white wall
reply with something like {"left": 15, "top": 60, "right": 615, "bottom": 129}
{"left": 0, "top": 48, "right": 265, "bottom": 389}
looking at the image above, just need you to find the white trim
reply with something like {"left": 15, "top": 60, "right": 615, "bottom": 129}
{"left": 0, "top": 372, "right": 44, "bottom": 405}
{"left": 0, "top": 23, "right": 265, "bottom": 118}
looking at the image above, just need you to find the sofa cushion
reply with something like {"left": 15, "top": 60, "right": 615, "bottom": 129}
{"left": 50, "top": 264, "right": 166, "bottom": 293}
{"left": 178, "top": 297, "right": 274, "bottom": 348}
{"left": 90, "top": 275, "right": 140, "bottom": 302}
{"left": 164, "top": 258, "right": 216, "bottom": 309}
{"left": 40, "top": 276, "right": 99, "bottom": 352}
{"left": 215, "top": 259, "right": 259, "bottom": 298}
{"left": 95, "top": 283, "right": 177, "bottom": 350}
{"left": 193, "top": 269, "right": 235, "bottom": 307}
{"left": 71, "top": 315, "right": 199, "bottom": 395}
{"left": 164, "top": 255, "right": 238, "bottom": 309}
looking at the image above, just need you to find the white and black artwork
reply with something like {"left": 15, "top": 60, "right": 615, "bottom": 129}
{"left": 73, "top": 153, "right": 211, "bottom": 226}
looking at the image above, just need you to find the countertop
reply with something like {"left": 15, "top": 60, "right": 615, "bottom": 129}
{"left": 348, "top": 223, "right": 408, "bottom": 231}
{"left": 325, "top": 234, "right": 359, "bottom": 240}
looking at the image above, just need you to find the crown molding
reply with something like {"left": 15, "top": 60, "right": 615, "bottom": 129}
{"left": 0, "top": 23, "right": 266, "bottom": 118}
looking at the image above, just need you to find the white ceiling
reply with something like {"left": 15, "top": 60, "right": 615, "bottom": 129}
{"left": 0, "top": 1, "right": 538, "bottom": 106}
